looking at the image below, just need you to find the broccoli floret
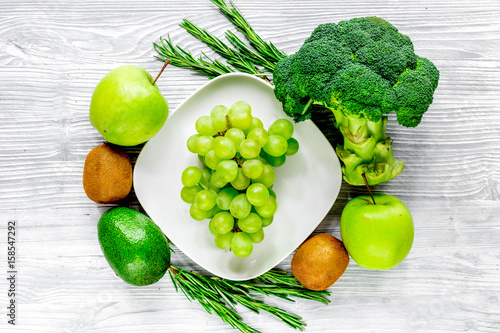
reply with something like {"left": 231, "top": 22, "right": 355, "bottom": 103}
{"left": 273, "top": 16, "right": 439, "bottom": 186}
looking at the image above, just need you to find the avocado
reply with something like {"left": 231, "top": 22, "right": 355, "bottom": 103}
{"left": 98, "top": 207, "right": 171, "bottom": 286}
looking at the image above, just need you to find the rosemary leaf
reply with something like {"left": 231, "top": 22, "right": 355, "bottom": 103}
{"left": 230, "top": 293, "right": 305, "bottom": 330}
{"left": 169, "top": 266, "right": 259, "bottom": 333}
{"left": 225, "top": 30, "right": 277, "bottom": 72}
{"left": 169, "top": 266, "right": 330, "bottom": 332}
{"left": 154, "top": 0, "right": 280, "bottom": 82}
{"left": 180, "top": 19, "right": 259, "bottom": 76}
{"left": 210, "top": 0, "right": 286, "bottom": 63}
{"left": 153, "top": 36, "right": 234, "bottom": 79}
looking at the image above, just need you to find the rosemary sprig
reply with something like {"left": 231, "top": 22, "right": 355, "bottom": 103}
{"left": 239, "top": 270, "right": 331, "bottom": 304}
{"left": 169, "top": 266, "right": 257, "bottom": 333}
{"left": 154, "top": 0, "right": 284, "bottom": 81}
{"left": 179, "top": 19, "right": 259, "bottom": 76}
{"left": 225, "top": 30, "right": 277, "bottom": 72}
{"left": 210, "top": 0, "right": 286, "bottom": 63}
{"left": 153, "top": 35, "right": 234, "bottom": 79}
{"left": 215, "top": 270, "right": 331, "bottom": 304}
{"left": 169, "top": 265, "right": 330, "bottom": 333}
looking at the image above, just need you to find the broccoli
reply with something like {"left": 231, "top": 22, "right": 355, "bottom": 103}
{"left": 274, "top": 17, "right": 439, "bottom": 186}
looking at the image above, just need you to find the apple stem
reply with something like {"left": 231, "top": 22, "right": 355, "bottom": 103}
{"left": 152, "top": 59, "right": 170, "bottom": 85}
{"left": 361, "top": 173, "right": 376, "bottom": 205}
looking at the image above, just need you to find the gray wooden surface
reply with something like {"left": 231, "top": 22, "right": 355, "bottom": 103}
{"left": 1, "top": 0, "right": 499, "bottom": 332}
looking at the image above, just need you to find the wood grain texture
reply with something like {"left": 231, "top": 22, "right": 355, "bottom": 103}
{"left": 0, "top": 0, "right": 499, "bottom": 332}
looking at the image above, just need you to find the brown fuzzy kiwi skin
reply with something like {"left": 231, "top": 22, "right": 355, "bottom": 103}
{"left": 291, "top": 233, "right": 350, "bottom": 291}
{"left": 83, "top": 143, "right": 133, "bottom": 204}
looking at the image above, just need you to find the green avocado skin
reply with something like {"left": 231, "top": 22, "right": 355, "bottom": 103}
{"left": 98, "top": 207, "right": 171, "bottom": 286}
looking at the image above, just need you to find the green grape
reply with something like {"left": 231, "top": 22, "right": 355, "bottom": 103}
{"left": 241, "top": 159, "right": 264, "bottom": 179}
{"left": 237, "top": 212, "right": 262, "bottom": 233}
{"left": 213, "top": 136, "right": 236, "bottom": 159}
{"left": 180, "top": 185, "right": 202, "bottom": 204}
{"left": 209, "top": 205, "right": 223, "bottom": 219}
{"left": 209, "top": 211, "right": 235, "bottom": 235}
{"left": 246, "top": 183, "right": 269, "bottom": 206}
{"left": 211, "top": 105, "right": 229, "bottom": 133}
{"left": 216, "top": 160, "right": 238, "bottom": 183}
{"left": 198, "top": 154, "right": 206, "bottom": 167}
{"left": 229, "top": 193, "right": 252, "bottom": 219}
{"left": 231, "top": 168, "right": 251, "bottom": 191}
{"left": 243, "top": 117, "right": 264, "bottom": 136}
{"left": 268, "top": 188, "right": 276, "bottom": 199}
{"left": 194, "top": 189, "right": 218, "bottom": 211}
{"left": 214, "top": 232, "right": 234, "bottom": 250}
{"left": 261, "top": 215, "right": 274, "bottom": 227}
{"left": 286, "top": 137, "right": 299, "bottom": 156}
{"left": 230, "top": 101, "right": 252, "bottom": 113}
{"left": 195, "top": 116, "right": 217, "bottom": 136}
{"left": 204, "top": 150, "right": 222, "bottom": 170}
{"left": 225, "top": 128, "right": 246, "bottom": 151}
{"left": 187, "top": 134, "right": 201, "bottom": 153}
{"left": 194, "top": 135, "right": 214, "bottom": 156}
{"left": 216, "top": 187, "right": 239, "bottom": 210}
{"left": 254, "top": 153, "right": 268, "bottom": 165}
{"left": 189, "top": 204, "right": 211, "bottom": 221}
{"left": 209, "top": 220, "right": 218, "bottom": 236}
{"left": 210, "top": 171, "right": 227, "bottom": 188}
{"left": 199, "top": 168, "right": 212, "bottom": 187}
{"left": 210, "top": 105, "right": 229, "bottom": 118}
{"left": 239, "top": 139, "right": 261, "bottom": 159}
{"left": 268, "top": 119, "right": 294, "bottom": 140}
{"left": 212, "top": 115, "right": 228, "bottom": 133}
{"left": 228, "top": 101, "right": 252, "bottom": 130}
{"left": 248, "top": 228, "right": 264, "bottom": 243}
{"left": 181, "top": 166, "right": 202, "bottom": 187}
{"left": 255, "top": 195, "right": 277, "bottom": 218}
{"left": 252, "top": 165, "right": 275, "bottom": 188}
{"left": 207, "top": 182, "right": 222, "bottom": 194}
{"left": 266, "top": 154, "right": 286, "bottom": 167}
{"left": 263, "top": 135, "right": 288, "bottom": 157}
{"left": 231, "top": 232, "right": 253, "bottom": 257}
{"left": 247, "top": 127, "right": 269, "bottom": 148}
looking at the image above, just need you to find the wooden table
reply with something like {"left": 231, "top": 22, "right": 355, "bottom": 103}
{"left": 1, "top": 0, "right": 499, "bottom": 331}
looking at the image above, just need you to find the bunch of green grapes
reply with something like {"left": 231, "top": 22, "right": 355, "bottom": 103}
{"left": 180, "top": 101, "right": 299, "bottom": 258}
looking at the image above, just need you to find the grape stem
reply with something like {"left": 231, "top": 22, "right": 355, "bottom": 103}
{"left": 361, "top": 173, "right": 376, "bottom": 205}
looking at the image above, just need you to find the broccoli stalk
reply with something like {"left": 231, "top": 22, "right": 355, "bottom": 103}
{"left": 330, "top": 105, "right": 405, "bottom": 185}
{"left": 304, "top": 96, "right": 405, "bottom": 186}
{"left": 273, "top": 17, "right": 439, "bottom": 185}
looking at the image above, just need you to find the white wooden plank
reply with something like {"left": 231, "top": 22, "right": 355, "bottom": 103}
{"left": 0, "top": 0, "right": 499, "bottom": 331}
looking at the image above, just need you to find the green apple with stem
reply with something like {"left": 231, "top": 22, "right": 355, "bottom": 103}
{"left": 340, "top": 177, "right": 414, "bottom": 270}
{"left": 90, "top": 61, "right": 170, "bottom": 146}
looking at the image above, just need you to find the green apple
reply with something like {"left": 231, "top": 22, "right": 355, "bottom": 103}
{"left": 89, "top": 65, "right": 169, "bottom": 146}
{"left": 340, "top": 194, "right": 414, "bottom": 270}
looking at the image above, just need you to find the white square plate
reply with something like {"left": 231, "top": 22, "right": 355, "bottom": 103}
{"left": 134, "top": 73, "right": 342, "bottom": 280}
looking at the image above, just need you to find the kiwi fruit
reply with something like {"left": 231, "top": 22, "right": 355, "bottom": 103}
{"left": 291, "top": 233, "right": 349, "bottom": 291}
{"left": 83, "top": 143, "right": 132, "bottom": 204}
